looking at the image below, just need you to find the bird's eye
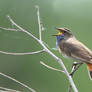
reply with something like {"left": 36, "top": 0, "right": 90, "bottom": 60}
{"left": 63, "top": 30, "right": 66, "bottom": 33}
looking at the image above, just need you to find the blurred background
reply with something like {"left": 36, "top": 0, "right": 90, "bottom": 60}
{"left": 0, "top": 0, "right": 92, "bottom": 92}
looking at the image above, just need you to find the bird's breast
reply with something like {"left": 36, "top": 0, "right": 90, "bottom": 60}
{"left": 58, "top": 46, "right": 72, "bottom": 60}
{"left": 58, "top": 39, "right": 74, "bottom": 59}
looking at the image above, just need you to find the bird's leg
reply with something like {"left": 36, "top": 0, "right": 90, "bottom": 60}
{"left": 68, "top": 62, "right": 83, "bottom": 92}
{"left": 70, "top": 62, "right": 83, "bottom": 76}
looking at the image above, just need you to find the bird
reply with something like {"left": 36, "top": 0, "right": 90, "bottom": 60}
{"left": 53, "top": 27, "right": 92, "bottom": 79}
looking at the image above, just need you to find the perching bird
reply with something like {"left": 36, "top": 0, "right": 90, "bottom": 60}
{"left": 53, "top": 27, "right": 92, "bottom": 79}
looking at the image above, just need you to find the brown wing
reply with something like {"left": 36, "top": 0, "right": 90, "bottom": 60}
{"left": 59, "top": 38, "right": 92, "bottom": 63}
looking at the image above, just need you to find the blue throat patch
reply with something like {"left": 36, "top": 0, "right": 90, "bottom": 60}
{"left": 56, "top": 34, "right": 64, "bottom": 48}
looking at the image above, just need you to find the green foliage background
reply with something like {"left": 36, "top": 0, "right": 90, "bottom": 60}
{"left": 0, "top": 0, "right": 92, "bottom": 92}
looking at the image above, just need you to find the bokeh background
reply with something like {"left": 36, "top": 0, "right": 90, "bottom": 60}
{"left": 0, "top": 0, "right": 92, "bottom": 92}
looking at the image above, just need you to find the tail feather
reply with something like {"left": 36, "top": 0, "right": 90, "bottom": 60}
{"left": 86, "top": 63, "right": 92, "bottom": 79}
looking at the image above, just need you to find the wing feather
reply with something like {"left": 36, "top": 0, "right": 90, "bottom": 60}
{"left": 59, "top": 38, "right": 92, "bottom": 63}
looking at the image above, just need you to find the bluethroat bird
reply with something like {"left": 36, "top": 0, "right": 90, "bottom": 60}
{"left": 53, "top": 27, "right": 92, "bottom": 79}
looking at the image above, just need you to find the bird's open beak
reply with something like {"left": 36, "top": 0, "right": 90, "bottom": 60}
{"left": 52, "top": 27, "right": 63, "bottom": 36}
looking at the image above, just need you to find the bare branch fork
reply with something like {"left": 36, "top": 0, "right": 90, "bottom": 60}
{"left": 0, "top": 6, "right": 78, "bottom": 92}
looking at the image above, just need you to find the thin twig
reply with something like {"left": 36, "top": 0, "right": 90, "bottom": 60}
{"left": 36, "top": 6, "right": 42, "bottom": 41}
{"left": 40, "top": 61, "right": 65, "bottom": 73}
{"left": 0, "top": 72, "right": 36, "bottom": 92}
{"left": 0, "top": 49, "right": 44, "bottom": 55}
{"left": 7, "top": 16, "right": 39, "bottom": 43}
{"left": 0, "top": 27, "right": 20, "bottom": 31}
{"left": 51, "top": 48, "right": 58, "bottom": 51}
{"left": 0, "top": 86, "right": 21, "bottom": 92}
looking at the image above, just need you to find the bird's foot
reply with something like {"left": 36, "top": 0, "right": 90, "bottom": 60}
{"left": 70, "top": 62, "right": 83, "bottom": 76}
